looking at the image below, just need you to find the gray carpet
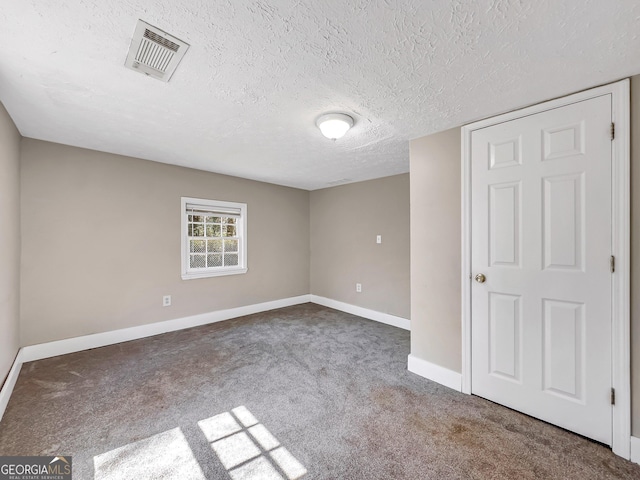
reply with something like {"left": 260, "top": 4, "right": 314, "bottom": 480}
{"left": 1, "top": 303, "right": 639, "bottom": 479}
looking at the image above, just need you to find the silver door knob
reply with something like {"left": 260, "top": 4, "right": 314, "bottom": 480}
{"left": 475, "top": 273, "right": 486, "bottom": 283}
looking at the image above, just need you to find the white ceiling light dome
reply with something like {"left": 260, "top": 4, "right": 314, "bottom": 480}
{"left": 316, "top": 113, "right": 354, "bottom": 140}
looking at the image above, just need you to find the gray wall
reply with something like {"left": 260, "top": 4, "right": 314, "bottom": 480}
{"left": 20, "top": 139, "right": 310, "bottom": 345}
{"left": 409, "top": 128, "right": 461, "bottom": 371}
{"left": 310, "top": 175, "right": 410, "bottom": 320}
{"left": 0, "top": 102, "right": 21, "bottom": 387}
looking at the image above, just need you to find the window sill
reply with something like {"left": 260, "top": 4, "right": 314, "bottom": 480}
{"left": 182, "top": 267, "right": 248, "bottom": 280}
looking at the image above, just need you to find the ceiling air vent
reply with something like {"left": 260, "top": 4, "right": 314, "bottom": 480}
{"left": 125, "top": 20, "right": 189, "bottom": 82}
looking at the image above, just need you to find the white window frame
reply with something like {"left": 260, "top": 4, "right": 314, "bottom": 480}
{"left": 181, "top": 197, "right": 248, "bottom": 280}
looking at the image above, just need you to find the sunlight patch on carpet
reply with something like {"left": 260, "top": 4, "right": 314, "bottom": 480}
{"left": 211, "top": 431, "right": 261, "bottom": 469}
{"left": 270, "top": 447, "right": 307, "bottom": 480}
{"left": 199, "top": 406, "right": 307, "bottom": 480}
{"left": 249, "top": 424, "right": 280, "bottom": 450}
{"left": 232, "top": 405, "right": 259, "bottom": 427}
{"left": 93, "top": 428, "right": 205, "bottom": 480}
{"left": 198, "top": 411, "right": 243, "bottom": 442}
{"left": 229, "top": 456, "right": 283, "bottom": 480}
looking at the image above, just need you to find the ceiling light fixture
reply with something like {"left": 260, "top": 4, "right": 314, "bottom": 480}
{"left": 316, "top": 113, "right": 354, "bottom": 140}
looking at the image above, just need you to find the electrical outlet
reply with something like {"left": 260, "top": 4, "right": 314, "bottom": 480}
{"left": 376, "top": 235, "right": 382, "bottom": 244}
{"left": 163, "top": 295, "right": 171, "bottom": 307}
{"left": 356, "top": 283, "right": 362, "bottom": 293}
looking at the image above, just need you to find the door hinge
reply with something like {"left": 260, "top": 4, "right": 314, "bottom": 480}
{"left": 611, "top": 122, "right": 615, "bottom": 141}
{"left": 611, "top": 388, "right": 616, "bottom": 405}
{"left": 610, "top": 255, "right": 615, "bottom": 273}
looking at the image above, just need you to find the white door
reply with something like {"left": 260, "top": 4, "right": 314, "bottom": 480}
{"left": 471, "top": 94, "right": 612, "bottom": 444}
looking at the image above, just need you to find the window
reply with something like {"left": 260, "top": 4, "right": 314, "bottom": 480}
{"left": 181, "top": 197, "right": 247, "bottom": 280}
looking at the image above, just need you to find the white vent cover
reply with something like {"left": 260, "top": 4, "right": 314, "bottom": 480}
{"left": 125, "top": 20, "right": 189, "bottom": 82}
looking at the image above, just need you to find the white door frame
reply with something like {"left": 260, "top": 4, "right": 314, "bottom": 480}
{"left": 461, "top": 79, "right": 630, "bottom": 459}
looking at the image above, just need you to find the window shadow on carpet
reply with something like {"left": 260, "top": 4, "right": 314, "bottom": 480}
{"left": 93, "top": 406, "right": 307, "bottom": 480}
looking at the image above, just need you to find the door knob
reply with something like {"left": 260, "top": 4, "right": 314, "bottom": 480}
{"left": 475, "top": 273, "right": 486, "bottom": 283}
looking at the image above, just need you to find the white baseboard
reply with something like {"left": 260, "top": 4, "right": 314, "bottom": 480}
{"left": 631, "top": 436, "right": 640, "bottom": 465}
{"left": 16, "top": 295, "right": 407, "bottom": 365}
{"left": 407, "top": 354, "right": 462, "bottom": 392}
{"left": 3, "top": 294, "right": 406, "bottom": 423}
{"left": 21, "top": 295, "right": 311, "bottom": 363}
{"left": 310, "top": 295, "right": 410, "bottom": 330}
{"left": 0, "top": 350, "right": 24, "bottom": 423}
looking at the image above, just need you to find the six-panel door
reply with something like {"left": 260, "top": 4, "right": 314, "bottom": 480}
{"left": 471, "top": 94, "right": 612, "bottom": 445}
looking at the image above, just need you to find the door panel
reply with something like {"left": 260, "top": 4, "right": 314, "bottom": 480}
{"left": 471, "top": 94, "right": 612, "bottom": 445}
{"left": 489, "top": 292, "right": 522, "bottom": 382}
{"left": 489, "top": 182, "right": 521, "bottom": 267}
{"left": 543, "top": 173, "right": 584, "bottom": 270}
{"left": 542, "top": 299, "right": 585, "bottom": 401}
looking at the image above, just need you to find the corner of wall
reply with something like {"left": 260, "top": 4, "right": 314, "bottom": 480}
{"left": 0, "top": 101, "right": 22, "bottom": 391}
{"left": 309, "top": 174, "right": 410, "bottom": 319}
{"left": 409, "top": 128, "right": 462, "bottom": 374}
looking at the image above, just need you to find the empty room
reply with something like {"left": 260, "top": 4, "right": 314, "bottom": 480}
{"left": 1, "top": 1, "right": 640, "bottom": 479}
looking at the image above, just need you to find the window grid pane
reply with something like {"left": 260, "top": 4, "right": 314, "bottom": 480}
{"left": 224, "top": 253, "right": 239, "bottom": 266}
{"left": 187, "top": 231, "right": 241, "bottom": 269}
{"left": 190, "top": 254, "right": 206, "bottom": 269}
{"left": 188, "top": 238, "right": 241, "bottom": 269}
{"left": 185, "top": 201, "right": 244, "bottom": 274}
{"left": 207, "top": 253, "right": 222, "bottom": 267}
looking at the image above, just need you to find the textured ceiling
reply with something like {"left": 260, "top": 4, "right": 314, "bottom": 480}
{"left": 1, "top": 1, "right": 639, "bottom": 190}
